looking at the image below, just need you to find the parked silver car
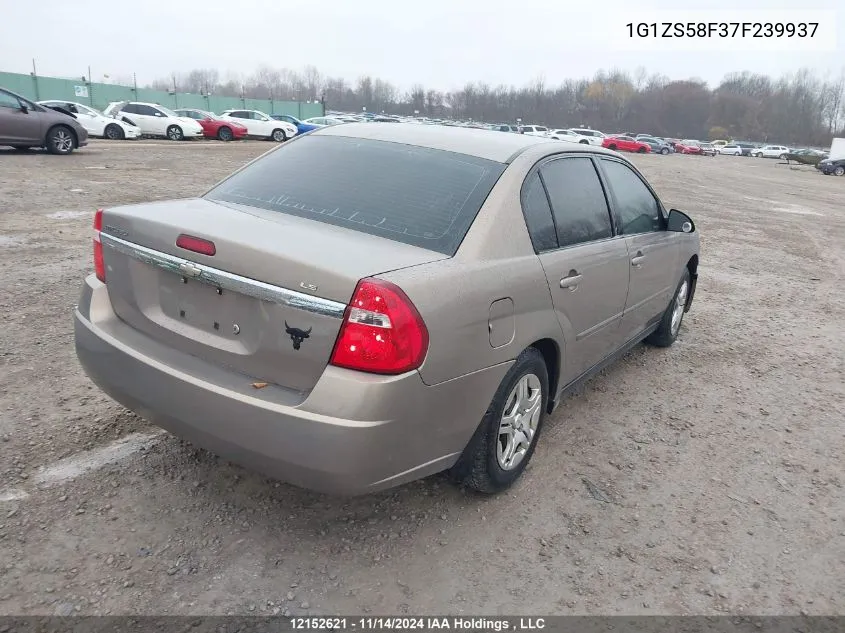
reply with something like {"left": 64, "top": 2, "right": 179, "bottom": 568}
{"left": 0, "top": 87, "right": 88, "bottom": 154}
{"left": 74, "top": 123, "right": 699, "bottom": 495}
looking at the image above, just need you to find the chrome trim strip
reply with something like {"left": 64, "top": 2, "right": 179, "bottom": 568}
{"left": 100, "top": 233, "right": 347, "bottom": 319}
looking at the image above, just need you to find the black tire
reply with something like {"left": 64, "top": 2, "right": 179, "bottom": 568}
{"left": 167, "top": 125, "right": 184, "bottom": 141}
{"left": 271, "top": 128, "right": 287, "bottom": 142}
{"left": 608, "top": 143, "right": 617, "bottom": 150}
{"left": 646, "top": 269, "right": 691, "bottom": 348}
{"left": 104, "top": 124, "right": 124, "bottom": 140}
{"left": 217, "top": 126, "right": 234, "bottom": 142}
{"left": 46, "top": 125, "right": 75, "bottom": 155}
{"left": 637, "top": 147, "right": 647, "bottom": 153}
{"left": 833, "top": 165, "right": 845, "bottom": 177}
{"left": 450, "top": 347, "right": 549, "bottom": 494}
{"left": 579, "top": 139, "right": 589, "bottom": 144}
{"left": 660, "top": 147, "right": 669, "bottom": 155}
{"left": 778, "top": 154, "right": 787, "bottom": 160}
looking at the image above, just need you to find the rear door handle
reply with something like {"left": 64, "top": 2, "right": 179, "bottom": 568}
{"left": 560, "top": 274, "right": 583, "bottom": 289}
{"left": 631, "top": 255, "right": 646, "bottom": 267}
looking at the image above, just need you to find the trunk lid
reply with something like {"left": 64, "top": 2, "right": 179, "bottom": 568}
{"left": 99, "top": 198, "right": 448, "bottom": 392}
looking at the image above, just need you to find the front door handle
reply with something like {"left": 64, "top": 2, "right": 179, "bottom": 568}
{"left": 631, "top": 255, "right": 646, "bottom": 267}
{"left": 560, "top": 273, "right": 583, "bottom": 289}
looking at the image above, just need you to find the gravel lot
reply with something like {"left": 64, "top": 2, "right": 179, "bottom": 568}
{"left": 0, "top": 140, "right": 843, "bottom": 616}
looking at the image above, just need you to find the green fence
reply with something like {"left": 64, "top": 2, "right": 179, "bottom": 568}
{"left": 0, "top": 71, "right": 325, "bottom": 119}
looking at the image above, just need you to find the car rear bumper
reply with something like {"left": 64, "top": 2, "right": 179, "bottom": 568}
{"left": 73, "top": 275, "right": 509, "bottom": 495}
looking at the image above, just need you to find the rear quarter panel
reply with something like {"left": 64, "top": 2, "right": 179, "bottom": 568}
{"left": 380, "top": 147, "right": 565, "bottom": 387}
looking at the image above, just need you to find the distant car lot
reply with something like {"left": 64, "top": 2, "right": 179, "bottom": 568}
{"left": 0, "top": 139, "right": 843, "bottom": 616}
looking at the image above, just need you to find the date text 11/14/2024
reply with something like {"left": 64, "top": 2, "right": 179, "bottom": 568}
{"left": 290, "top": 617, "right": 547, "bottom": 631}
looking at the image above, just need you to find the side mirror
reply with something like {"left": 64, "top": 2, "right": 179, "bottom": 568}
{"left": 154, "top": 112, "right": 163, "bottom": 117}
{"left": 19, "top": 103, "right": 28, "bottom": 114}
{"left": 667, "top": 209, "right": 695, "bottom": 233}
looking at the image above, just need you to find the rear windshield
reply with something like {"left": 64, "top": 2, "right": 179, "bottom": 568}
{"left": 203, "top": 135, "right": 506, "bottom": 255}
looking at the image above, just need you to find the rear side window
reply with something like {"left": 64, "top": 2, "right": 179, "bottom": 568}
{"left": 540, "top": 157, "right": 613, "bottom": 248}
{"left": 520, "top": 174, "right": 558, "bottom": 252}
{"left": 204, "top": 135, "right": 506, "bottom": 255}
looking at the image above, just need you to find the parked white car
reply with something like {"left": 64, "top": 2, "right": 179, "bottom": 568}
{"left": 519, "top": 125, "right": 549, "bottom": 137}
{"left": 38, "top": 100, "right": 142, "bottom": 140}
{"left": 103, "top": 102, "right": 203, "bottom": 140}
{"left": 567, "top": 128, "right": 606, "bottom": 146}
{"left": 718, "top": 143, "right": 743, "bottom": 156}
{"left": 218, "top": 110, "right": 298, "bottom": 141}
{"left": 302, "top": 116, "right": 347, "bottom": 127}
{"left": 547, "top": 129, "right": 592, "bottom": 144}
{"left": 752, "top": 144, "right": 790, "bottom": 159}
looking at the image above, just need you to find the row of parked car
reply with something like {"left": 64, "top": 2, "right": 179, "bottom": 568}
{"left": 60, "top": 101, "right": 364, "bottom": 143}
{"left": 501, "top": 125, "right": 723, "bottom": 156}
{"left": 5, "top": 84, "right": 841, "bottom": 176}
{"left": 0, "top": 83, "right": 378, "bottom": 154}
{"left": 497, "top": 125, "right": 843, "bottom": 173}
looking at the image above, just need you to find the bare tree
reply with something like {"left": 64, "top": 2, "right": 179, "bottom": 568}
{"left": 147, "top": 64, "right": 845, "bottom": 145}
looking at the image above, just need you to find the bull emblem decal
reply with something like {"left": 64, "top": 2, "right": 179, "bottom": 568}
{"left": 285, "top": 322, "right": 312, "bottom": 350}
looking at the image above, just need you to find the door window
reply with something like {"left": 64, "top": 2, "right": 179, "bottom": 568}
{"left": 520, "top": 173, "right": 558, "bottom": 252}
{"left": 0, "top": 90, "right": 22, "bottom": 109}
{"left": 540, "top": 157, "right": 613, "bottom": 248}
{"left": 600, "top": 159, "right": 663, "bottom": 235}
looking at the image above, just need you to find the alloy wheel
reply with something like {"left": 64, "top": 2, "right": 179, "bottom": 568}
{"left": 670, "top": 280, "right": 689, "bottom": 336}
{"left": 497, "top": 374, "right": 542, "bottom": 471}
{"left": 52, "top": 129, "right": 73, "bottom": 153}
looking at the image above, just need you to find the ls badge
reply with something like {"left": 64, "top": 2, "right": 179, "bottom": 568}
{"left": 284, "top": 322, "right": 312, "bottom": 350}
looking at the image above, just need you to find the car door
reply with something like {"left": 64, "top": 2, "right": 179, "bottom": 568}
{"left": 250, "top": 111, "right": 274, "bottom": 137}
{"left": 597, "top": 157, "right": 680, "bottom": 343}
{"left": 0, "top": 90, "right": 28, "bottom": 143}
{"left": 144, "top": 105, "right": 170, "bottom": 135}
{"left": 529, "top": 156, "right": 632, "bottom": 380}
{"left": 0, "top": 91, "right": 46, "bottom": 144}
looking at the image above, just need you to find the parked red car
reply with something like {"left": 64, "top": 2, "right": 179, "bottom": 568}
{"left": 174, "top": 108, "right": 248, "bottom": 141}
{"left": 601, "top": 135, "right": 651, "bottom": 153}
{"left": 675, "top": 140, "right": 704, "bottom": 155}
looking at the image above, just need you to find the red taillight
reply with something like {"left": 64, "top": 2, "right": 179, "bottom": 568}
{"left": 176, "top": 234, "right": 216, "bottom": 256}
{"left": 93, "top": 209, "right": 105, "bottom": 282}
{"left": 329, "top": 279, "right": 429, "bottom": 375}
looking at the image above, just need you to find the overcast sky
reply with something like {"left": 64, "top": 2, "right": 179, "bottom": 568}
{"left": 1, "top": 0, "right": 841, "bottom": 90}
